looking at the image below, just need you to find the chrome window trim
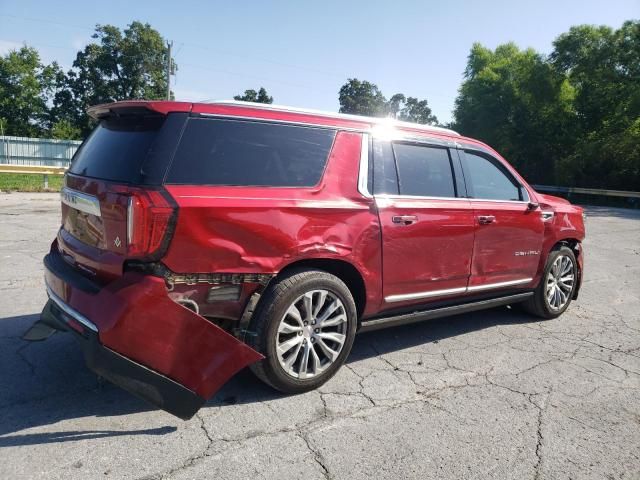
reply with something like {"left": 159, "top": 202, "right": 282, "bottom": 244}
{"left": 370, "top": 131, "right": 458, "bottom": 148}
{"left": 374, "top": 193, "right": 531, "bottom": 205}
{"left": 45, "top": 283, "right": 99, "bottom": 332}
{"left": 376, "top": 193, "right": 469, "bottom": 202}
{"left": 467, "top": 198, "right": 530, "bottom": 205}
{"left": 385, "top": 277, "right": 533, "bottom": 303}
{"left": 357, "top": 133, "right": 372, "bottom": 198}
{"left": 61, "top": 187, "right": 101, "bottom": 217}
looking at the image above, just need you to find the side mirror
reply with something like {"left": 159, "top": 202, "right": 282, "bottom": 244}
{"left": 527, "top": 202, "right": 539, "bottom": 211}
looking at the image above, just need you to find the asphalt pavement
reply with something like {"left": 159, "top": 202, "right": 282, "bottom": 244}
{"left": 1, "top": 192, "right": 639, "bottom": 479}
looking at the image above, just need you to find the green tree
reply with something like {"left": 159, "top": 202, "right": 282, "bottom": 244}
{"left": 397, "top": 97, "right": 438, "bottom": 125}
{"left": 453, "top": 42, "right": 575, "bottom": 184}
{"left": 339, "top": 79, "right": 387, "bottom": 116}
{"left": 57, "top": 21, "right": 175, "bottom": 137}
{"left": 387, "top": 93, "right": 406, "bottom": 118}
{"left": 339, "top": 79, "right": 439, "bottom": 124}
{"left": 0, "top": 46, "right": 59, "bottom": 137}
{"left": 551, "top": 21, "right": 640, "bottom": 189}
{"left": 50, "top": 119, "right": 82, "bottom": 140}
{"left": 233, "top": 87, "right": 273, "bottom": 103}
{"left": 453, "top": 21, "right": 640, "bottom": 190}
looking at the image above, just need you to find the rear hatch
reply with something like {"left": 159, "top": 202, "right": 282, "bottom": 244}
{"left": 58, "top": 107, "right": 187, "bottom": 281}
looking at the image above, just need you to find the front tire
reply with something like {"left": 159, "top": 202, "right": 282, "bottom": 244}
{"left": 522, "top": 246, "right": 577, "bottom": 319}
{"left": 248, "top": 269, "right": 357, "bottom": 393}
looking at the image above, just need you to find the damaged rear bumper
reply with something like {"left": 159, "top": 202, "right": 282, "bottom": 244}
{"left": 36, "top": 297, "right": 206, "bottom": 419}
{"left": 25, "top": 248, "right": 264, "bottom": 419}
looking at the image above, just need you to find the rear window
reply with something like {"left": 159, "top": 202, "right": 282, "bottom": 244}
{"left": 70, "top": 116, "right": 163, "bottom": 183}
{"left": 166, "top": 118, "right": 336, "bottom": 187}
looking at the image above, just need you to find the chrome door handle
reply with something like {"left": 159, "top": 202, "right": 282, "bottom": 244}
{"left": 477, "top": 215, "right": 496, "bottom": 225}
{"left": 392, "top": 215, "right": 418, "bottom": 225}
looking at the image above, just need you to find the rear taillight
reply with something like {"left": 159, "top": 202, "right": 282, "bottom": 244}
{"left": 125, "top": 188, "right": 176, "bottom": 259}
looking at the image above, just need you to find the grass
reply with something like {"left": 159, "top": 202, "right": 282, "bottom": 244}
{"left": 0, "top": 173, "right": 64, "bottom": 192}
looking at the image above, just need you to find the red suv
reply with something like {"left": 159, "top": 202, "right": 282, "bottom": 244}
{"left": 25, "top": 100, "right": 585, "bottom": 419}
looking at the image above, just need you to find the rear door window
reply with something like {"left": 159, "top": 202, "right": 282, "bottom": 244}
{"left": 166, "top": 118, "right": 336, "bottom": 186}
{"left": 392, "top": 143, "right": 457, "bottom": 198}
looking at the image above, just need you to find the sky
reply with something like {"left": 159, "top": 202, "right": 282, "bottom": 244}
{"left": 0, "top": 0, "right": 638, "bottom": 123}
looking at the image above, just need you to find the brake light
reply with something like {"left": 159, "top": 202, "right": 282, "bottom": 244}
{"left": 125, "top": 189, "right": 176, "bottom": 258}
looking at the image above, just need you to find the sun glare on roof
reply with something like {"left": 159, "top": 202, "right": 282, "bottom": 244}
{"left": 371, "top": 118, "right": 400, "bottom": 140}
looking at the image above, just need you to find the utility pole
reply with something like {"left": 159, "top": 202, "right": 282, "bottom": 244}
{"left": 166, "top": 40, "right": 173, "bottom": 100}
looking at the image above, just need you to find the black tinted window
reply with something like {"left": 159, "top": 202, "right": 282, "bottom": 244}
{"left": 464, "top": 151, "right": 521, "bottom": 201}
{"left": 392, "top": 144, "right": 456, "bottom": 197}
{"left": 70, "top": 116, "right": 163, "bottom": 183}
{"left": 166, "top": 119, "right": 335, "bottom": 186}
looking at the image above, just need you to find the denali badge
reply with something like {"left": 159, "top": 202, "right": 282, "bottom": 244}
{"left": 114, "top": 236, "right": 122, "bottom": 248}
{"left": 62, "top": 191, "right": 77, "bottom": 205}
{"left": 515, "top": 250, "right": 540, "bottom": 256}
{"left": 60, "top": 187, "right": 102, "bottom": 217}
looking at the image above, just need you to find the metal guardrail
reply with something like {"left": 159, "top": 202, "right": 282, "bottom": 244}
{"left": 0, "top": 164, "right": 67, "bottom": 175}
{"left": 533, "top": 184, "right": 640, "bottom": 199}
{"left": 0, "top": 164, "right": 67, "bottom": 189}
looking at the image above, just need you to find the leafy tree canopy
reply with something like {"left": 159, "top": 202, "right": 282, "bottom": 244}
{"left": 57, "top": 21, "right": 174, "bottom": 137}
{"left": 453, "top": 42, "right": 575, "bottom": 183}
{"left": 398, "top": 97, "right": 438, "bottom": 125}
{"left": 453, "top": 20, "right": 640, "bottom": 190}
{"left": 549, "top": 21, "right": 640, "bottom": 189}
{"left": 339, "top": 78, "right": 439, "bottom": 125}
{"left": 233, "top": 87, "right": 273, "bottom": 104}
{"left": 0, "top": 46, "right": 59, "bottom": 136}
{"left": 339, "top": 79, "right": 388, "bottom": 117}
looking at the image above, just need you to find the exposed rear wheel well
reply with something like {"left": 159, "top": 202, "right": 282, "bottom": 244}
{"left": 276, "top": 259, "right": 366, "bottom": 319}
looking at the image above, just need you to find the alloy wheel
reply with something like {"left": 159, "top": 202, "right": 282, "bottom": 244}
{"left": 276, "top": 289, "right": 347, "bottom": 379}
{"left": 546, "top": 254, "right": 575, "bottom": 311}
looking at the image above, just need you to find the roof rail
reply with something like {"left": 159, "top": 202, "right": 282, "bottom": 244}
{"left": 203, "top": 100, "right": 460, "bottom": 136}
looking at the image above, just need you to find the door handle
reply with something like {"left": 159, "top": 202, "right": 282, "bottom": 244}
{"left": 477, "top": 215, "right": 496, "bottom": 225}
{"left": 392, "top": 215, "right": 418, "bottom": 225}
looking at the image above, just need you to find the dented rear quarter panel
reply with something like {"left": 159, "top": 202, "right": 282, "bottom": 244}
{"left": 163, "top": 131, "right": 384, "bottom": 316}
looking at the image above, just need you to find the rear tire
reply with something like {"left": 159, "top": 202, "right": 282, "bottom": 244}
{"left": 522, "top": 246, "right": 577, "bottom": 319}
{"left": 247, "top": 269, "right": 357, "bottom": 393}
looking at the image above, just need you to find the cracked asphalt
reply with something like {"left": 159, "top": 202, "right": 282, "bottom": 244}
{"left": 1, "top": 192, "right": 639, "bottom": 480}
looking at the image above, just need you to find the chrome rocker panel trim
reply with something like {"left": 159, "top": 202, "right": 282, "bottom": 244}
{"left": 385, "top": 278, "right": 533, "bottom": 303}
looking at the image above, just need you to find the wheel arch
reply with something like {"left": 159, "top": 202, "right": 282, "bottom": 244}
{"left": 550, "top": 237, "right": 583, "bottom": 299}
{"left": 276, "top": 258, "right": 367, "bottom": 319}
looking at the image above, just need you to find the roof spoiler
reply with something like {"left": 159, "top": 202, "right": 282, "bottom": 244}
{"left": 87, "top": 100, "right": 193, "bottom": 120}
